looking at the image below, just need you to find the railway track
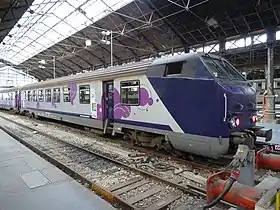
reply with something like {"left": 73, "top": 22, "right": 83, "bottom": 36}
{"left": 1, "top": 111, "right": 279, "bottom": 183}
{"left": 2, "top": 110, "right": 230, "bottom": 172}
{"left": 0, "top": 115, "right": 233, "bottom": 209}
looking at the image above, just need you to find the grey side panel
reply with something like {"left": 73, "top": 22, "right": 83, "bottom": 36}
{"left": 168, "top": 133, "right": 229, "bottom": 159}
{"left": 34, "top": 110, "right": 103, "bottom": 129}
{"left": 113, "top": 123, "right": 169, "bottom": 135}
{"left": 114, "top": 123, "right": 229, "bottom": 159}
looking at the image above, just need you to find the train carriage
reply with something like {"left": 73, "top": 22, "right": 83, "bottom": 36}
{"left": 0, "top": 52, "right": 271, "bottom": 158}
{"left": 0, "top": 87, "right": 21, "bottom": 110}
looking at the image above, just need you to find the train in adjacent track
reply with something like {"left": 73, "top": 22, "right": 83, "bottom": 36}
{"left": 249, "top": 78, "right": 280, "bottom": 104}
{"left": 0, "top": 52, "right": 272, "bottom": 158}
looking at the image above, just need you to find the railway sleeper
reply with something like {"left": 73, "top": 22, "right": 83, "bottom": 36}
{"left": 108, "top": 177, "right": 182, "bottom": 210}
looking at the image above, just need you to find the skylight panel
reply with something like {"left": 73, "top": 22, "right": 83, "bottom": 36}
{"left": 29, "top": 3, "right": 40, "bottom": 11}
{"left": 28, "top": 15, "right": 42, "bottom": 26}
{"left": 25, "top": 46, "right": 41, "bottom": 56}
{"left": 34, "top": 22, "right": 49, "bottom": 34}
{"left": 64, "top": 12, "right": 88, "bottom": 31}
{"left": 42, "top": 15, "right": 60, "bottom": 28}
{"left": 53, "top": 2, "right": 74, "bottom": 20}
{"left": 27, "top": 31, "right": 41, "bottom": 41}
{"left": 30, "top": 41, "right": 44, "bottom": 52}
{"left": 82, "top": 1, "right": 107, "bottom": 20}
{"left": 15, "top": 54, "right": 28, "bottom": 61}
{"left": 43, "top": 30, "right": 62, "bottom": 43}
{"left": 15, "top": 41, "right": 27, "bottom": 49}
{"left": 40, "top": 2, "right": 55, "bottom": 14}
{"left": 52, "top": 21, "right": 74, "bottom": 37}
{"left": 37, "top": 36, "right": 54, "bottom": 47}
{"left": 67, "top": 0, "right": 86, "bottom": 8}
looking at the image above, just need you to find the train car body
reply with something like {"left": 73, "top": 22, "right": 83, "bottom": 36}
{"left": 0, "top": 52, "right": 267, "bottom": 158}
{"left": 0, "top": 87, "right": 21, "bottom": 110}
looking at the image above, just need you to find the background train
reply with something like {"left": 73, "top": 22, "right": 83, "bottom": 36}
{"left": 0, "top": 52, "right": 271, "bottom": 158}
{"left": 249, "top": 78, "right": 280, "bottom": 115}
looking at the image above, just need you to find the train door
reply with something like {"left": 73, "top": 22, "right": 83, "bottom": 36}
{"left": 103, "top": 80, "right": 114, "bottom": 122}
{"left": 15, "top": 91, "right": 21, "bottom": 110}
{"left": 18, "top": 91, "right": 21, "bottom": 110}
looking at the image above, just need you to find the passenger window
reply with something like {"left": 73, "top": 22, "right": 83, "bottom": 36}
{"left": 53, "top": 88, "right": 61, "bottom": 103}
{"left": 33, "top": 90, "right": 37, "bottom": 102}
{"left": 120, "top": 80, "right": 140, "bottom": 105}
{"left": 63, "top": 87, "right": 70, "bottom": 102}
{"left": 38, "top": 90, "right": 44, "bottom": 102}
{"left": 79, "top": 85, "right": 90, "bottom": 104}
{"left": 24, "top": 91, "right": 27, "bottom": 100}
{"left": 164, "top": 62, "right": 183, "bottom": 76}
{"left": 45, "top": 89, "right": 51, "bottom": 102}
{"left": 28, "top": 91, "right": 32, "bottom": 101}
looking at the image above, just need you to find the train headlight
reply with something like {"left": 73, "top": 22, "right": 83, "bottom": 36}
{"left": 229, "top": 117, "right": 240, "bottom": 128}
{"left": 251, "top": 115, "right": 258, "bottom": 123}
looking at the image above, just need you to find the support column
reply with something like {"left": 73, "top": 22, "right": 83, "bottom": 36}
{"left": 263, "top": 26, "right": 277, "bottom": 123}
{"left": 183, "top": 44, "right": 190, "bottom": 53}
{"left": 219, "top": 37, "right": 226, "bottom": 55}
{"left": 53, "top": 56, "right": 56, "bottom": 79}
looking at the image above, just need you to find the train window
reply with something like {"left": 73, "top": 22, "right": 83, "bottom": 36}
{"left": 120, "top": 80, "right": 140, "bottom": 105}
{"left": 79, "top": 85, "right": 90, "bottom": 104}
{"left": 164, "top": 62, "right": 183, "bottom": 76}
{"left": 27, "top": 91, "right": 32, "bottom": 101}
{"left": 45, "top": 89, "right": 51, "bottom": 102}
{"left": 258, "top": 83, "right": 262, "bottom": 88}
{"left": 10, "top": 93, "right": 13, "bottom": 100}
{"left": 33, "top": 90, "right": 37, "bottom": 102}
{"left": 38, "top": 90, "right": 44, "bottom": 102}
{"left": 53, "top": 88, "right": 61, "bottom": 103}
{"left": 63, "top": 87, "right": 70, "bottom": 102}
{"left": 24, "top": 91, "right": 27, "bottom": 100}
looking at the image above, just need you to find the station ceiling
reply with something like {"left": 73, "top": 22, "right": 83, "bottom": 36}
{"left": 0, "top": 0, "right": 280, "bottom": 80}
{"left": 0, "top": 0, "right": 34, "bottom": 43}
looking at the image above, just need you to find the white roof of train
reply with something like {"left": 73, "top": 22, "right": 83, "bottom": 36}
{"left": 0, "top": 52, "right": 212, "bottom": 92}
{"left": 21, "top": 59, "right": 153, "bottom": 90}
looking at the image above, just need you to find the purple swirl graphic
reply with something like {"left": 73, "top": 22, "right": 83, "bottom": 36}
{"left": 114, "top": 88, "right": 131, "bottom": 119}
{"left": 68, "top": 82, "right": 77, "bottom": 105}
{"left": 140, "top": 88, "right": 153, "bottom": 106}
{"left": 95, "top": 87, "right": 154, "bottom": 120}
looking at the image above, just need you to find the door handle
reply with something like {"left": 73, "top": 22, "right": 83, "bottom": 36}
{"left": 223, "top": 93, "right": 227, "bottom": 122}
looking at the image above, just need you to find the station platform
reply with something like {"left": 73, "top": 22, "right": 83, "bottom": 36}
{"left": 0, "top": 128, "right": 116, "bottom": 210}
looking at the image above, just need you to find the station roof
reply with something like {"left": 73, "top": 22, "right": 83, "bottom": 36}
{"left": 0, "top": 0, "right": 34, "bottom": 43}
{"left": 0, "top": 0, "right": 280, "bottom": 81}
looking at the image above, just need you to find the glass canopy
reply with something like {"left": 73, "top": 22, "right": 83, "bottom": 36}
{"left": 0, "top": 0, "right": 133, "bottom": 65}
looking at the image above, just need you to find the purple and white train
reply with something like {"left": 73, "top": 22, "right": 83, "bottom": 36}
{"left": 0, "top": 52, "right": 272, "bottom": 158}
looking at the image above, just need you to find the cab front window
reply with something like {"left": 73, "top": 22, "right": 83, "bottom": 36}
{"left": 203, "top": 56, "right": 245, "bottom": 81}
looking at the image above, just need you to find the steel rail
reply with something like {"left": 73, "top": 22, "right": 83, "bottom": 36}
{"left": 0, "top": 124, "right": 135, "bottom": 210}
